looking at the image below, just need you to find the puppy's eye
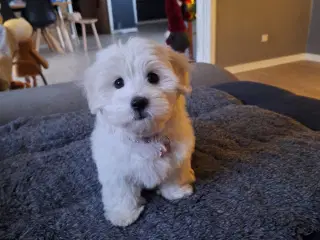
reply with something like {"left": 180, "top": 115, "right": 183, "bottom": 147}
{"left": 114, "top": 78, "right": 124, "bottom": 89}
{"left": 147, "top": 72, "right": 159, "bottom": 85}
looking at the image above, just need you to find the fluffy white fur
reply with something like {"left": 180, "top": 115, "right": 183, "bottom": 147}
{"left": 83, "top": 38, "right": 195, "bottom": 227}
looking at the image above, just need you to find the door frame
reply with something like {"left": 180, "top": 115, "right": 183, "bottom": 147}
{"left": 196, "top": 0, "right": 216, "bottom": 63}
{"left": 106, "top": 0, "right": 115, "bottom": 33}
{"left": 133, "top": 0, "right": 138, "bottom": 24}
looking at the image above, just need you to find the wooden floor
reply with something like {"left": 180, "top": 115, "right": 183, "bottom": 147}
{"left": 235, "top": 61, "right": 320, "bottom": 99}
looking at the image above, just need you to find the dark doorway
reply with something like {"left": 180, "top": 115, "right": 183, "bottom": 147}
{"left": 136, "top": 0, "right": 166, "bottom": 22}
{"left": 110, "top": 0, "right": 136, "bottom": 30}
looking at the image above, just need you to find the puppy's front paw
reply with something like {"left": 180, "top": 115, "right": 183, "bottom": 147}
{"left": 160, "top": 184, "right": 193, "bottom": 200}
{"left": 107, "top": 205, "right": 145, "bottom": 227}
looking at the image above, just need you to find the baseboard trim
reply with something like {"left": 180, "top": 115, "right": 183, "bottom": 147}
{"left": 225, "top": 54, "right": 307, "bottom": 74}
{"left": 138, "top": 19, "right": 167, "bottom": 25}
{"left": 113, "top": 27, "right": 138, "bottom": 34}
{"left": 305, "top": 53, "right": 320, "bottom": 62}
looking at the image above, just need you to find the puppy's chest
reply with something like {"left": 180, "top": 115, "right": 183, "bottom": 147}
{"left": 130, "top": 137, "right": 174, "bottom": 162}
{"left": 128, "top": 139, "right": 178, "bottom": 187}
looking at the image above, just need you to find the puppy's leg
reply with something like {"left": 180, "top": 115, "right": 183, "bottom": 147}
{"left": 101, "top": 180, "right": 144, "bottom": 227}
{"left": 159, "top": 156, "right": 195, "bottom": 200}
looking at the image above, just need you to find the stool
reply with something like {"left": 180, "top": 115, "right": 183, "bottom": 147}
{"left": 68, "top": 12, "right": 102, "bottom": 52}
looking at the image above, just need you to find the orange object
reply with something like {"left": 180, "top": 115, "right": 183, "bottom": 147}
{"left": 0, "top": 18, "right": 36, "bottom": 91}
{"left": 0, "top": 18, "right": 49, "bottom": 89}
{"left": 13, "top": 39, "right": 49, "bottom": 78}
{"left": 10, "top": 80, "right": 31, "bottom": 90}
{"left": 3, "top": 18, "right": 49, "bottom": 87}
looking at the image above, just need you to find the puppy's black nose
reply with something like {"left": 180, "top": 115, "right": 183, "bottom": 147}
{"left": 131, "top": 96, "right": 149, "bottom": 111}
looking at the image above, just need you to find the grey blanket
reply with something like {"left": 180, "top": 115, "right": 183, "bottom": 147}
{"left": 1, "top": 88, "right": 320, "bottom": 240}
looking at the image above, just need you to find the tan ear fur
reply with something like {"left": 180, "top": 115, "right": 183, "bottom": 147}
{"left": 167, "top": 48, "right": 192, "bottom": 94}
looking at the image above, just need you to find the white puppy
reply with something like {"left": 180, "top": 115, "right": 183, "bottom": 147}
{"left": 83, "top": 38, "right": 195, "bottom": 227}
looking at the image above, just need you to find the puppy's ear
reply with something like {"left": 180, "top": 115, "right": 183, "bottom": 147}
{"left": 167, "top": 47, "right": 192, "bottom": 94}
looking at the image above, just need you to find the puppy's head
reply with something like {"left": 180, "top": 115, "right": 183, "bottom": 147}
{"left": 83, "top": 37, "right": 191, "bottom": 136}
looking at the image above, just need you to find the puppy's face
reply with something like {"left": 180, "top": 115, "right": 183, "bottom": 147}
{"left": 84, "top": 38, "right": 190, "bottom": 137}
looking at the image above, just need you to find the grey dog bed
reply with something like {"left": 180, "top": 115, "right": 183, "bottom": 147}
{"left": 1, "top": 87, "right": 320, "bottom": 240}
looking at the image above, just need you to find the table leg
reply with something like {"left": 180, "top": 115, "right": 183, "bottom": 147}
{"left": 66, "top": 1, "right": 80, "bottom": 44}
{"left": 56, "top": 6, "right": 74, "bottom": 52}
{"left": 56, "top": 25, "right": 65, "bottom": 49}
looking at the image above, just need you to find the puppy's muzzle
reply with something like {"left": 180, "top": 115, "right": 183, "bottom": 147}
{"left": 131, "top": 96, "right": 149, "bottom": 120}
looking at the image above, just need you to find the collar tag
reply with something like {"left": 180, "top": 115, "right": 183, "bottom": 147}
{"left": 159, "top": 136, "right": 171, "bottom": 158}
{"left": 133, "top": 135, "right": 171, "bottom": 158}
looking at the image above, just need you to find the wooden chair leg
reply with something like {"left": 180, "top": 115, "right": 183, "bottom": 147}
{"left": 81, "top": 23, "right": 87, "bottom": 52}
{"left": 56, "top": 25, "right": 65, "bottom": 49}
{"left": 71, "top": 22, "right": 80, "bottom": 45}
{"left": 56, "top": 5, "right": 74, "bottom": 52}
{"left": 35, "top": 28, "right": 42, "bottom": 51}
{"left": 42, "top": 29, "right": 54, "bottom": 51}
{"left": 91, "top": 23, "right": 102, "bottom": 49}
{"left": 43, "top": 28, "right": 64, "bottom": 54}
{"left": 60, "top": 22, "right": 74, "bottom": 52}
